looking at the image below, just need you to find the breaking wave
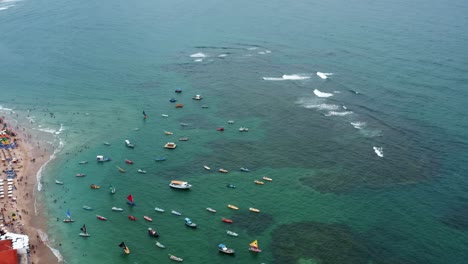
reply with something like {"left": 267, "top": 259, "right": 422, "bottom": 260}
{"left": 313, "top": 89, "right": 333, "bottom": 98}
{"left": 37, "top": 229, "right": 64, "bottom": 262}
{"left": 373, "top": 146, "right": 384, "bottom": 157}
{"left": 263, "top": 74, "right": 310, "bottom": 81}
{"left": 324, "top": 111, "right": 353, "bottom": 116}
{"left": 316, "top": 71, "right": 333, "bottom": 79}
{"left": 350, "top": 121, "right": 366, "bottom": 129}
{"left": 295, "top": 98, "right": 339, "bottom": 110}
{"left": 190, "top": 52, "right": 207, "bottom": 58}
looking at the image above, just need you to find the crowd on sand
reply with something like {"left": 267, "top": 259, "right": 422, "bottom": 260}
{"left": 0, "top": 116, "right": 58, "bottom": 263}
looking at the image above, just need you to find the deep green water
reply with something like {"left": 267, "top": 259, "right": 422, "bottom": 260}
{"left": 1, "top": 0, "right": 468, "bottom": 263}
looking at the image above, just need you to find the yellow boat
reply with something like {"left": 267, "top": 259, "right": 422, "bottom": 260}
{"left": 219, "top": 168, "right": 229, "bottom": 173}
{"left": 249, "top": 207, "right": 260, "bottom": 213}
{"left": 227, "top": 204, "right": 239, "bottom": 210}
{"left": 117, "top": 166, "right": 126, "bottom": 173}
{"left": 254, "top": 180, "right": 264, "bottom": 185}
{"left": 164, "top": 131, "right": 173, "bottom": 135}
{"left": 262, "top": 176, "right": 272, "bottom": 181}
{"left": 90, "top": 184, "right": 100, "bottom": 189}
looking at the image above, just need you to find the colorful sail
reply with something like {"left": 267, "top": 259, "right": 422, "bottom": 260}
{"left": 80, "top": 225, "right": 87, "bottom": 233}
{"left": 66, "top": 209, "right": 71, "bottom": 219}
{"left": 249, "top": 240, "right": 259, "bottom": 249}
{"left": 142, "top": 111, "right": 147, "bottom": 119}
{"left": 127, "top": 194, "right": 135, "bottom": 206}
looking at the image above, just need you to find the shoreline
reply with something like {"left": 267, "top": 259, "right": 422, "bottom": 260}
{"left": 1, "top": 114, "right": 60, "bottom": 264}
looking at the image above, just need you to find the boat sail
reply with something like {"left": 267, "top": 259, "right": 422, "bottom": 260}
{"left": 118, "top": 241, "right": 130, "bottom": 254}
{"left": 63, "top": 209, "right": 74, "bottom": 223}
{"left": 127, "top": 194, "right": 135, "bottom": 206}
{"left": 109, "top": 185, "right": 116, "bottom": 194}
{"left": 248, "top": 240, "right": 262, "bottom": 253}
{"left": 79, "top": 224, "right": 90, "bottom": 237}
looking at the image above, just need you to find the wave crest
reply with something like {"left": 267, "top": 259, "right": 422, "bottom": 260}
{"left": 313, "top": 89, "right": 333, "bottom": 98}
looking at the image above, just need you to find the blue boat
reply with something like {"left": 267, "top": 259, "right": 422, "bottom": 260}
{"left": 169, "top": 98, "right": 177, "bottom": 103}
{"left": 240, "top": 167, "right": 250, "bottom": 172}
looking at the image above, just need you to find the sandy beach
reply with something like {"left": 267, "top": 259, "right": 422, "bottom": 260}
{"left": 1, "top": 116, "right": 58, "bottom": 264}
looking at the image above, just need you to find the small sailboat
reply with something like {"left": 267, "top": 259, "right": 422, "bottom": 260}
{"left": 109, "top": 185, "right": 116, "bottom": 194}
{"left": 63, "top": 209, "right": 75, "bottom": 223}
{"left": 127, "top": 194, "right": 136, "bottom": 206}
{"left": 142, "top": 110, "right": 147, "bottom": 119}
{"left": 119, "top": 241, "right": 130, "bottom": 254}
{"left": 79, "top": 224, "right": 90, "bottom": 237}
{"left": 125, "top": 139, "right": 135, "bottom": 148}
{"left": 248, "top": 240, "right": 262, "bottom": 253}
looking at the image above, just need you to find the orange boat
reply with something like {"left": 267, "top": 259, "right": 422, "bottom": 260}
{"left": 125, "top": 159, "right": 134, "bottom": 164}
{"left": 175, "top": 104, "right": 184, "bottom": 108}
{"left": 219, "top": 168, "right": 229, "bottom": 173}
{"left": 90, "top": 184, "right": 100, "bottom": 189}
{"left": 254, "top": 180, "right": 264, "bottom": 185}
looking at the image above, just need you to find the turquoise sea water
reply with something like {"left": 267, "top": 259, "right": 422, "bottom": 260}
{"left": 1, "top": 0, "right": 468, "bottom": 263}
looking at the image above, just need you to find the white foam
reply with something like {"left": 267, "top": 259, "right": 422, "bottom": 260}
{"left": 262, "top": 77, "right": 284, "bottom": 81}
{"left": 350, "top": 121, "right": 366, "bottom": 129}
{"left": 313, "top": 89, "right": 333, "bottom": 98}
{"left": 218, "top": 54, "right": 227, "bottom": 57}
{"left": 317, "top": 72, "right": 333, "bottom": 79}
{"left": 373, "top": 146, "right": 384, "bottom": 157}
{"left": 247, "top": 47, "right": 258, "bottom": 50}
{"left": 190, "top": 52, "right": 207, "bottom": 58}
{"left": 263, "top": 74, "right": 310, "bottom": 81}
{"left": 265, "top": 50, "right": 272, "bottom": 53}
{"left": 0, "top": 5, "right": 14, "bottom": 11}
{"left": 37, "top": 229, "right": 63, "bottom": 262}
{"left": 258, "top": 51, "right": 266, "bottom": 55}
{"left": 282, "top": 74, "right": 310, "bottom": 80}
{"left": 295, "top": 98, "right": 339, "bottom": 110}
{"left": 0, "top": 105, "right": 13, "bottom": 112}
{"left": 36, "top": 137, "right": 64, "bottom": 193}
{"left": 194, "top": 59, "right": 203, "bottom": 62}
{"left": 324, "top": 111, "right": 353, "bottom": 116}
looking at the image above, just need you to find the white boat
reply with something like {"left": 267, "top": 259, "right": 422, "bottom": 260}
{"left": 155, "top": 207, "right": 165, "bottom": 213}
{"left": 206, "top": 207, "right": 216, "bottom": 213}
{"left": 169, "top": 180, "right": 192, "bottom": 189}
{"left": 112, "top": 207, "right": 123, "bottom": 212}
{"left": 125, "top": 139, "right": 135, "bottom": 148}
{"left": 227, "top": 120, "right": 235, "bottom": 124}
{"left": 203, "top": 165, "right": 211, "bottom": 170}
{"left": 239, "top": 127, "right": 249, "bottom": 132}
{"left": 155, "top": 241, "right": 166, "bottom": 248}
{"left": 137, "top": 169, "right": 147, "bottom": 174}
{"left": 55, "top": 180, "right": 64, "bottom": 185}
{"left": 226, "top": 230, "right": 238, "bottom": 237}
{"left": 171, "top": 210, "right": 182, "bottom": 216}
{"left": 96, "top": 155, "right": 111, "bottom": 162}
{"left": 192, "top": 94, "right": 202, "bottom": 100}
{"left": 78, "top": 161, "right": 88, "bottom": 164}
{"left": 161, "top": 114, "right": 169, "bottom": 117}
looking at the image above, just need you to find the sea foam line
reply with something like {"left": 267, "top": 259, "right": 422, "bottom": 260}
{"left": 263, "top": 74, "right": 310, "bottom": 81}
{"left": 317, "top": 71, "right": 333, "bottom": 79}
{"left": 37, "top": 229, "right": 64, "bottom": 263}
{"left": 324, "top": 111, "right": 353, "bottom": 116}
{"left": 190, "top": 52, "right": 207, "bottom": 58}
{"left": 313, "top": 89, "right": 333, "bottom": 98}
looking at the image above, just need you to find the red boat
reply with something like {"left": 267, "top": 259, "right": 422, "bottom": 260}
{"left": 125, "top": 159, "right": 134, "bottom": 164}
{"left": 144, "top": 216, "right": 153, "bottom": 222}
{"left": 96, "top": 215, "right": 107, "bottom": 221}
{"left": 217, "top": 127, "right": 225, "bottom": 131}
{"left": 222, "top": 217, "right": 233, "bottom": 223}
{"left": 128, "top": 215, "right": 137, "bottom": 221}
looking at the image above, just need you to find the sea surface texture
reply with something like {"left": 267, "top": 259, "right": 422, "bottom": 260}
{"left": 1, "top": 0, "right": 468, "bottom": 263}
